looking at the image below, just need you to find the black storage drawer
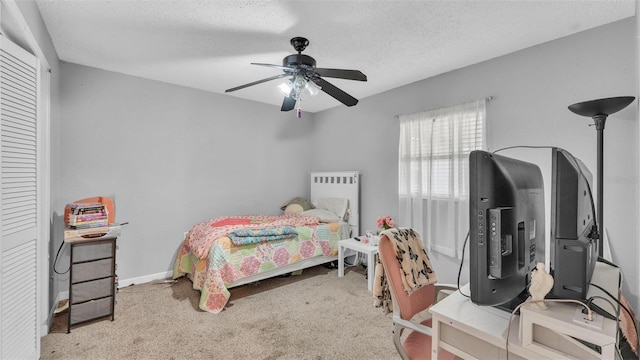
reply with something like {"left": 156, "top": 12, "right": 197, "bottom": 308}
{"left": 67, "top": 236, "right": 117, "bottom": 333}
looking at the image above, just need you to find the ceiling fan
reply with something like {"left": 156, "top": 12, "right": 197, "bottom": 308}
{"left": 225, "top": 37, "right": 367, "bottom": 113}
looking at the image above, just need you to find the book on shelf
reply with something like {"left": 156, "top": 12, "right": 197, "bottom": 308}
{"left": 66, "top": 202, "right": 109, "bottom": 227}
{"left": 67, "top": 213, "right": 108, "bottom": 224}
{"left": 68, "top": 202, "right": 106, "bottom": 215}
{"left": 69, "top": 219, "right": 109, "bottom": 229}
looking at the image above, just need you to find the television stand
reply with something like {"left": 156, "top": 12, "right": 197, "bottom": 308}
{"left": 429, "top": 285, "right": 616, "bottom": 359}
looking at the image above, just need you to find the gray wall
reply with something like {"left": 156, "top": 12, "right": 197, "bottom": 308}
{"left": 312, "top": 18, "right": 639, "bottom": 308}
{"left": 56, "top": 63, "right": 315, "bottom": 286}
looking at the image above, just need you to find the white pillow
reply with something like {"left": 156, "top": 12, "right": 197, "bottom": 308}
{"left": 301, "top": 209, "right": 341, "bottom": 223}
{"left": 314, "top": 198, "right": 350, "bottom": 221}
{"left": 284, "top": 203, "right": 304, "bottom": 214}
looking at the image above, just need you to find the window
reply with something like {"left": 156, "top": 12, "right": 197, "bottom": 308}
{"left": 398, "top": 99, "right": 487, "bottom": 257}
{"left": 399, "top": 99, "right": 486, "bottom": 198}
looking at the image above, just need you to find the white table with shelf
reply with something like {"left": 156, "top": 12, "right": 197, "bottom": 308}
{"left": 429, "top": 285, "right": 617, "bottom": 359}
{"left": 337, "top": 238, "right": 378, "bottom": 291}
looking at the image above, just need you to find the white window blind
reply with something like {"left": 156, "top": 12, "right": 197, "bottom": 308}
{"left": 398, "top": 99, "right": 487, "bottom": 257}
{"left": 399, "top": 100, "right": 485, "bottom": 198}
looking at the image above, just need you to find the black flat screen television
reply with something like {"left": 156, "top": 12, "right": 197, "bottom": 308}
{"left": 549, "top": 147, "right": 598, "bottom": 301}
{"left": 469, "top": 150, "right": 545, "bottom": 310}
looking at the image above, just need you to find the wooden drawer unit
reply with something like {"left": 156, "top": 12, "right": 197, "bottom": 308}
{"left": 67, "top": 237, "right": 117, "bottom": 333}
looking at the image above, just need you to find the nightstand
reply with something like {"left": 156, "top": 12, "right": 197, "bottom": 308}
{"left": 66, "top": 236, "right": 117, "bottom": 333}
{"left": 338, "top": 238, "right": 378, "bottom": 291}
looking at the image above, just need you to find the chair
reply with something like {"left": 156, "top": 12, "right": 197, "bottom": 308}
{"left": 377, "top": 231, "right": 456, "bottom": 360}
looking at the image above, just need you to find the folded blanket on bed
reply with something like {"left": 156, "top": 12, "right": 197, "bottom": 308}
{"left": 228, "top": 226, "right": 298, "bottom": 246}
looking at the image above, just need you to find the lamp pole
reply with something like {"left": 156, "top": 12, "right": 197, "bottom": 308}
{"left": 568, "top": 96, "right": 635, "bottom": 258}
{"left": 593, "top": 114, "right": 606, "bottom": 257}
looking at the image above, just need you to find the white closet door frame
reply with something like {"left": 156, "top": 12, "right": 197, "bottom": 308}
{"left": 38, "top": 54, "right": 50, "bottom": 336}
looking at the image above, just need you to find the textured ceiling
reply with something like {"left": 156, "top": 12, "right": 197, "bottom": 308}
{"left": 35, "top": 0, "right": 636, "bottom": 113}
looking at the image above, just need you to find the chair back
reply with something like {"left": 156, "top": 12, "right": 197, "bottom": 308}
{"left": 378, "top": 232, "right": 436, "bottom": 320}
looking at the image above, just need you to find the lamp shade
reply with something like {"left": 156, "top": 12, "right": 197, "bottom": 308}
{"left": 568, "top": 96, "right": 635, "bottom": 117}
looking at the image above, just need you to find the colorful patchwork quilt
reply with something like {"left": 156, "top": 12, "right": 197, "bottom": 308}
{"left": 173, "top": 217, "right": 347, "bottom": 313}
{"left": 184, "top": 214, "right": 321, "bottom": 259}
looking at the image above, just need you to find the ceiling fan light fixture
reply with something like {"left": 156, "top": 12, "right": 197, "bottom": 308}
{"left": 279, "top": 76, "right": 318, "bottom": 101}
{"left": 305, "top": 80, "right": 321, "bottom": 97}
{"left": 278, "top": 79, "right": 293, "bottom": 97}
{"left": 291, "top": 76, "right": 307, "bottom": 98}
{"left": 297, "top": 79, "right": 321, "bottom": 101}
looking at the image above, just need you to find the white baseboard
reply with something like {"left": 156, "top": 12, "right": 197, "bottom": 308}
{"left": 118, "top": 270, "right": 173, "bottom": 288}
{"left": 57, "top": 270, "right": 173, "bottom": 301}
{"left": 42, "top": 292, "right": 62, "bottom": 336}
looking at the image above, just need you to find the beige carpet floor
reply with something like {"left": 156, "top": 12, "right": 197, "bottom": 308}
{"left": 41, "top": 264, "right": 404, "bottom": 360}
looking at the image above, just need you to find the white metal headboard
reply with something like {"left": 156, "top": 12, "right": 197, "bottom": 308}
{"left": 310, "top": 171, "right": 360, "bottom": 236}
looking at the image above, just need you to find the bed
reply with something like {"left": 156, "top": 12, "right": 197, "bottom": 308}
{"left": 172, "top": 171, "right": 360, "bottom": 313}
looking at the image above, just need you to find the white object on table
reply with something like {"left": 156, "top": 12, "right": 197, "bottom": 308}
{"left": 338, "top": 238, "right": 379, "bottom": 291}
{"left": 528, "top": 262, "right": 554, "bottom": 310}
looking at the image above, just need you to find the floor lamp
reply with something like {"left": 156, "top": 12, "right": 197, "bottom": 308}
{"left": 567, "top": 96, "right": 635, "bottom": 257}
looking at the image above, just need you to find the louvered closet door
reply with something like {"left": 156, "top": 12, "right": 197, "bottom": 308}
{"left": 0, "top": 35, "right": 39, "bottom": 359}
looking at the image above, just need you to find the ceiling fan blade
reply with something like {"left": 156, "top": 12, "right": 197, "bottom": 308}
{"left": 281, "top": 95, "right": 296, "bottom": 111}
{"left": 251, "top": 63, "right": 296, "bottom": 72}
{"left": 313, "top": 78, "right": 359, "bottom": 107}
{"left": 225, "top": 73, "right": 290, "bottom": 93}
{"left": 314, "top": 68, "right": 367, "bottom": 81}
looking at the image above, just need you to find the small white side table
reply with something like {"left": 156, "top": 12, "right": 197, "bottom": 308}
{"left": 338, "top": 238, "right": 379, "bottom": 291}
